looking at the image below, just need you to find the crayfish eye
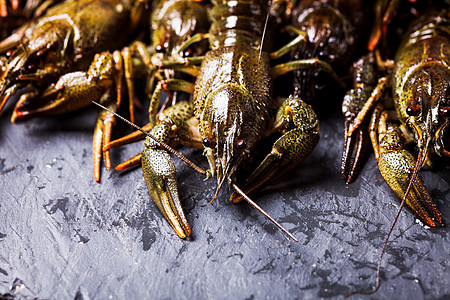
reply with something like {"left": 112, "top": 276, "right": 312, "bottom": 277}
{"left": 236, "top": 139, "right": 247, "bottom": 151}
{"left": 182, "top": 49, "right": 192, "bottom": 58}
{"left": 406, "top": 105, "right": 421, "bottom": 116}
{"left": 155, "top": 43, "right": 167, "bottom": 53}
{"left": 440, "top": 106, "right": 450, "bottom": 117}
{"left": 202, "top": 137, "right": 216, "bottom": 148}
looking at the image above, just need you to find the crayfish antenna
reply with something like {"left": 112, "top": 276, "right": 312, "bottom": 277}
{"left": 232, "top": 183, "right": 299, "bottom": 243}
{"left": 345, "top": 149, "right": 424, "bottom": 298}
{"left": 257, "top": 0, "right": 272, "bottom": 71}
{"left": 92, "top": 101, "right": 206, "bottom": 176}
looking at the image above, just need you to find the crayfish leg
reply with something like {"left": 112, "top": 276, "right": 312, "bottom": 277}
{"left": 93, "top": 91, "right": 118, "bottom": 182}
{"left": 272, "top": 57, "right": 345, "bottom": 88}
{"left": 269, "top": 26, "right": 307, "bottom": 60}
{"left": 115, "top": 152, "right": 142, "bottom": 171}
{"left": 104, "top": 123, "right": 152, "bottom": 151}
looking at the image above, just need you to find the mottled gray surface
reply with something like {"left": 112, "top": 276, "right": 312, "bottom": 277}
{"left": 0, "top": 103, "right": 449, "bottom": 300}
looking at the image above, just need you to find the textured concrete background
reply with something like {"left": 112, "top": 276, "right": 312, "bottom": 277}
{"left": 0, "top": 101, "right": 449, "bottom": 299}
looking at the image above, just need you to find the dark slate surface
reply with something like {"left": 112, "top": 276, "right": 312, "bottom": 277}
{"left": 0, "top": 101, "right": 449, "bottom": 300}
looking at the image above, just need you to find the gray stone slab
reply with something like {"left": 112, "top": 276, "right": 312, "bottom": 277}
{"left": 0, "top": 103, "right": 449, "bottom": 300}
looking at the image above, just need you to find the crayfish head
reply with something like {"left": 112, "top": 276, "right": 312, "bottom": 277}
{"left": 403, "top": 67, "right": 450, "bottom": 163}
{"left": 199, "top": 84, "right": 269, "bottom": 187}
{"left": 151, "top": 0, "right": 209, "bottom": 58}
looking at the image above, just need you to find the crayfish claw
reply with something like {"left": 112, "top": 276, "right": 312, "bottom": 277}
{"left": 379, "top": 149, "right": 442, "bottom": 227}
{"left": 12, "top": 70, "right": 109, "bottom": 121}
{"left": 0, "top": 84, "right": 17, "bottom": 115}
{"left": 377, "top": 125, "right": 443, "bottom": 227}
{"left": 341, "top": 53, "right": 384, "bottom": 182}
{"left": 231, "top": 96, "right": 319, "bottom": 203}
{"left": 341, "top": 123, "right": 369, "bottom": 183}
{"left": 409, "top": 178, "right": 443, "bottom": 227}
{"left": 341, "top": 92, "right": 371, "bottom": 183}
{"left": 10, "top": 88, "right": 41, "bottom": 122}
{"left": 142, "top": 148, "right": 191, "bottom": 238}
{"left": 105, "top": 100, "right": 197, "bottom": 237}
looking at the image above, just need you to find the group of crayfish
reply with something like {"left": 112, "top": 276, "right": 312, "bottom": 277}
{"left": 0, "top": 0, "right": 449, "bottom": 295}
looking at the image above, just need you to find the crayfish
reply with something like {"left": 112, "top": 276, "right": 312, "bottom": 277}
{"left": 97, "top": 0, "right": 348, "bottom": 240}
{"left": 342, "top": 2, "right": 449, "bottom": 295}
{"left": 0, "top": 0, "right": 155, "bottom": 181}
{"left": 288, "top": 0, "right": 368, "bottom": 111}
{"left": 343, "top": 4, "right": 448, "bottom": 227}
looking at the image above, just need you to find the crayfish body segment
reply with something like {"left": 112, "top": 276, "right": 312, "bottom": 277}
{"left": 194, "top": 43, "right": 274, "bottom": 184}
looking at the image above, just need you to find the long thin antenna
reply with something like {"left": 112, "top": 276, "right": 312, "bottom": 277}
{"left": 345, "top": 149, "right": 424, "bottom": 297}
{"left": 257, "top": 0, "right": 272, "bottom": 69}
{"left": 232, "top": 183, "right": 299, "bottom": 242}
{"left": 92, "top": 101, "right": 206, "bottom": 175}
